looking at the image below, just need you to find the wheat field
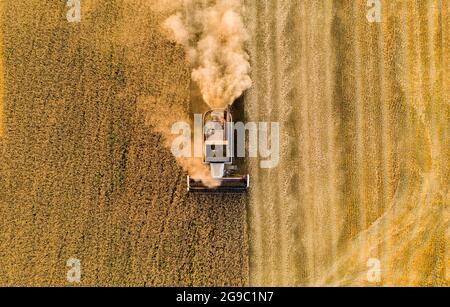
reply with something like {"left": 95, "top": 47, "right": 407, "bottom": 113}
{"left": 0, "top": 0, "right": 448, "bottom": 287}
{"left": 0, "top": 0, "right": 247, "bottom": 286}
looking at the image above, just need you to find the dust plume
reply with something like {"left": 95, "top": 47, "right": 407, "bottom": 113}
{"left": 139, "top": 97, "right": 219, "bottom": 188}
{"left": 106, "top": 1, "right": 221, "bottom": 188}
{"left": 164, "top": 0, "right": 252, "bottom": 108}
{"left": 137, "top": 0, "right": 252, "bottom": 187}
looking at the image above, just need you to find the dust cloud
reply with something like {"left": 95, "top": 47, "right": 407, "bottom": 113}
{"left": 163, "top": 0, "right": 252, "bottom": 109}
{"left": 137, "top": 0, "right": 252, "bottom": 186}
{"left": 139, "top": 96, "right": 218, "bottom": 188}
{"left": 111, "top": 0, "right": 232, "bottom": 187}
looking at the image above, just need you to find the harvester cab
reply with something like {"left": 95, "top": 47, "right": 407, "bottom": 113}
{"left": 187, "top": 108, "right": 249, "bottom": 192}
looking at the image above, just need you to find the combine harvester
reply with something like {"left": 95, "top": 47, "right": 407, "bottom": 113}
{"left": 187, "top": 108, "right": 249, "bottom": 192}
